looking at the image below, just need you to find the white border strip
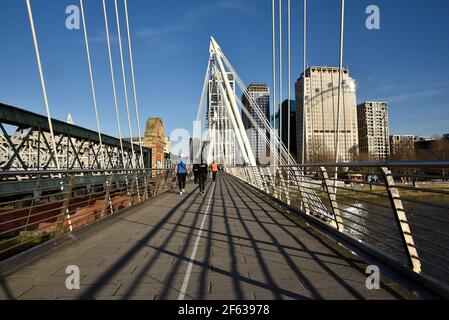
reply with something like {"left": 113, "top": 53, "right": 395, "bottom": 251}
{"left": 178, "top": 183, "right": 216, "bottom": 300}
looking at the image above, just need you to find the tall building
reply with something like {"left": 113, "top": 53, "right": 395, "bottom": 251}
{"left": 241, "top": 83, "right": 270, "bottom": 164}
{"left": 390, "top": 135, "right": 415, "bottom": 160}
{"left": 207, "top": 71, "right": 236, "bottom": 165}
{"left": 357, "top": 101, "right": 390, "bottom": 161}
{"left": 295, "top": 67, "right": 359, "bottom": 163}
{"left": 274, "top": 100, "right": 297, "bottom": 159}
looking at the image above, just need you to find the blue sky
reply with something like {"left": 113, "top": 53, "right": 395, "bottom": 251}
{"left": 1, "top": 0, "right": 448, "bottom": 138}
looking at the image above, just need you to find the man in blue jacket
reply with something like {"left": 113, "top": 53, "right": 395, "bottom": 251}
{"left": 176, "top": 159, "right": 187, "bottom": 195}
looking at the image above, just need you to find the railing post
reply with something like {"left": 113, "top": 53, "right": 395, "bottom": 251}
{"left": 124, "top": 174, "right": 131, "bottom": 206}
{"left": 244, "top": 167, "right": 250, "bottom": 184}
{"left": 277, "top": 167, "right": 290, "bottom": 204}
{"left": 101, "top": 174, "right": 113, "bottom": 218}
{"left": 21, "top": 176, "right": 42, "bottom": 244}
{"left": 283, "top": 167, "right": 291, "bottom": 205}
{"left": 134, "top": 172, "right": 142, "bottom": 203}
{"left": 274, "top": 167, "right": 282, "bottom": 199}
{"left": 170, "top": 169, "right": 177, "bottom": 190}
{"left": 127, "top": 173, "right": 134, "bottom": 207}
{"left": 250, "top": 167, "right": 258, "bottom": 187}
{"left": 57, "top": 174, "right": 75, "bottom": 233}
{"left": 291, "top": 167, "right": 311, "bottom": 215}
{"left": 251, "top": 167, "right": 258, "bottom": 188}
{"left": 267, "top": 167, "right": 277, "bottom": 198}
{"left": 154, "top": 169, "right": 164, "bottom": 196}
{"left": 381, "top": 167, "right": 422, "bottom": 273}
{"left": 143, "top": 171, "right": 149, "bottom": 200}
{"left": 163, "top": 169, "right": 171, "bottom": 192}
{"left": 146, "top": 171, "right": 154, "bottom": 196}
{"left": 320, "top": 166, "right": 344, "bottom": 231}
{"left": 258, "top": 167, "right": 267, "bottom": 193}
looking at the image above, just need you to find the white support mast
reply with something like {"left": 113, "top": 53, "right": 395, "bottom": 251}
{"left": 209, "top": 37, "right": 257, "bottom": 167}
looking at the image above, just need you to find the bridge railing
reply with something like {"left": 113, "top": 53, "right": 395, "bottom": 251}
{"left": 0, "top": 168, "right": 181, "bottom": 261}
{"left": 226, "top": 161, "right": 449, "bottom": 290}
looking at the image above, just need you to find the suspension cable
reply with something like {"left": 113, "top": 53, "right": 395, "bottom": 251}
{"left": 287, "top": 0, "right": 291, "bottom": 163}
{"left": 271, "top": 0, "right": 277, "bottom": 165}
{"left": 279, "top": 0, "right": 283, "bottom": 165}
{"left": 102, "top": 0, "right": 125, "bottom": 168}
{"left": 237, "top": 98, "right": 284, "bottom": 165}
{"left": 334, "top": 0, "right": 345, "bottom": 166}
{"left": 302, "top": 0, "right": 306, "bottom": 164}
{"left": 80, "top": 0, "right": 105, "bottom": 169}
{"left": 193, "top": 60, "right": 210, "bottom": 163}
{"left": 123, "top": 0, "right": 145, "bottom": 169}
{"left": 224, "top": 59, "right": 291, "bottom": 165}
{"left": 25, "top": 0, "right": 60, "bottom": 170}
{"left": 221, "top": 54, "right": 294, "bottom": 164}
{"left": 114, "top": 0, "right": 136, "bottom": 169}
{"left": 195, "top": 60, "right": 211, "bottom": 123}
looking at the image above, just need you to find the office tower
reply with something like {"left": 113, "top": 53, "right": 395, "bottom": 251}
{"left": 357, "top": 101, "right": 390, "bottom": 161}
{"left": 241, "top": 83, "right": 270, "bottom": 164}
{"left": 273, "top": 100, "right": 297, "bottom": 159}
{"left": 207, "top": 71, "right": 236, "bottom": 165}
{"left": 295, "top": 67, "right": 359, "bottom": 163}
{"left": 390, "top": 135, "right": 415, "bottom": 160}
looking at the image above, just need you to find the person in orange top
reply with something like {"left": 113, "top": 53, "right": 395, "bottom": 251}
{"left": 211, "top": 161, "right": 219, "bottom": 182}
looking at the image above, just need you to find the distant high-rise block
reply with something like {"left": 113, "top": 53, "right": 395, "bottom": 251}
{"left": 273, "top": 100, "right": 297, "bottom": 159}
{"left": 241, "top": 83, "right": 270, "bottom": 164}
{"left": 390, "top": 135, "right": 415, "bottom": 160}
{"left": 357, "top": 101, "right": 390, "bottom": 161}
{"left": 295, "top": 67, "right": 359, "bottom": 163}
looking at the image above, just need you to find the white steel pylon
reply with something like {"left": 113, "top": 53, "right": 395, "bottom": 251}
{"left": 208, "top": 37, "right": 257, "bottom": 167}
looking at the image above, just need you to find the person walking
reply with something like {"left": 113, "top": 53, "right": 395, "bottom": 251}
{"left": 211, "top": 161, "right": 219, "bottom": 182}
{"left": 193, "top": 163, "right": 199, "bottom": 184}
{"left": 197, "top": 160, "right": 208, "bottom": 195}
{"left": 176, "top": 159, "right": 187, "bottom": 195}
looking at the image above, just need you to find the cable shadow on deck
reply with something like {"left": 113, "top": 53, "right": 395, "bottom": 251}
{"left": 0, "top": 274, "right": 14, "bottom": 300}
{"left": 226, "top": 174, "right": 415, "bottom": 300}
{"left": 78, "top": 184, "right": 203, "bottom": 299}
{"left": 155, "top": 183, "right": 214, "bottom": 300}
{"left": 222, "top": 175, "right": 321, "bottom": 299}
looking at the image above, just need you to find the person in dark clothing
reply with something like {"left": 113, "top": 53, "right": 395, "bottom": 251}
{"left": 197, "top": 161, "right": 208, "bottom": 194}
{"left": 193, "top": 163, "right": 199, "bottom": 184}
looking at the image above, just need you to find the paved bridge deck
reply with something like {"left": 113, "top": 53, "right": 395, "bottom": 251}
{"left": 0, "top": 174, "right": 424, "bottom": 300}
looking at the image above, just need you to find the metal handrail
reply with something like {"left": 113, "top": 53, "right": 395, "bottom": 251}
{"left": 1, "top": 168, "right": 170, "bottom": 175}
{"left": 226, "top": 162, "right": 449, "bottom": 290}
{"left": 0, "top": 168, "right": 181, "bottom": 260}
{"left": 281, "top": 160, "right": 449, "bottom": 168}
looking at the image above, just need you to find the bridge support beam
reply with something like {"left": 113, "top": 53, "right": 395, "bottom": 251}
{"left": 210, "top": 38, "right": 257, "bottom": 166}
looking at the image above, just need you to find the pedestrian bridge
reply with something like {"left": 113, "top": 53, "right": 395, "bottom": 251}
{"left": 0, "top": 172, "right": 444, "bottom": 300}
{"left": 3, "top": 0, "right": 448, "bottom": 302}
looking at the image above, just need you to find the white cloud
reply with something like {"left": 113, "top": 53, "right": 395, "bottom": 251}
{"left": 136, "top": 6, "right": 213, "bottom": 40}
{"left": 216, "top": 0, "right": 255, "bottom": 13}
{"left": 383, "top": 89, "right": 440, "bottom": 103}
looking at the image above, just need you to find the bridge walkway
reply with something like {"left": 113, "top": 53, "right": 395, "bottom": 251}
{"left": 0, "top": 174, "right": 422, "bottom": 300}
